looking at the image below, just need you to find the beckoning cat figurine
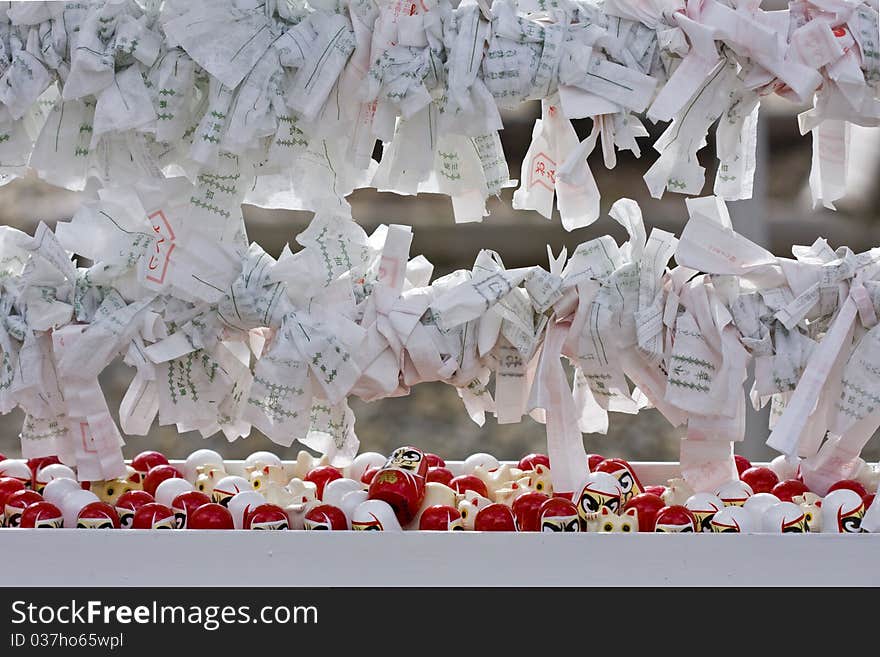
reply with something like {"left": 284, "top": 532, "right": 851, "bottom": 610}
{"left": 586, "top": 506, "right": 639, "bottom": 533}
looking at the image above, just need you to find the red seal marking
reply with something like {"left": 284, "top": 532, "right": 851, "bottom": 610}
{"left": 145, "top": 210, "right": 176, "bottom": 285}
{"left": 529, "top": 152, "right": 557, "bottom": 192}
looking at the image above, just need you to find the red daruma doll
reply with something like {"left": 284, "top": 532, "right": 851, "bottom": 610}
{"left": 367, "top": 446, "right": 428, "bottom": 525}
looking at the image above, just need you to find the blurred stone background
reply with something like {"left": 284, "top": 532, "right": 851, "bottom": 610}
{"left": 2, "top": 97, "right": 880, "bottom": 463}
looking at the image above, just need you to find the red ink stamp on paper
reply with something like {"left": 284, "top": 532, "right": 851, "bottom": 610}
{"left": 145, "top": 209, "right": 176, "bottom": 285}
{"left": 529, "top": 152, "right": 556, "bottom": 191}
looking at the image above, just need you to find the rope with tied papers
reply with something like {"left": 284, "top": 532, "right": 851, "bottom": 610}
{"left": 0, "top": 0, "right": 876, "bottom": 223}
{"left": 3, "top": 188, "right": 880, "bottom": 504}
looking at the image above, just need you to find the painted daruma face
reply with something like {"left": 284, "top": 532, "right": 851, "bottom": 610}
{"left": 654, "top": 505, "right": 696, "bottom": 532}
{"left": 715, "top": 480, "right": 754, "bottom": 507}
{"left": 386, "top": 447, "right": 428, "bottom": 477}
{"left": 303, "top": 504, "right": 348, "bottom": 531}
{"left": 595, "top": 458, "right": 643, "bottom": 503}
{"left": 76, "top": 502, "right": 120, "bottom": 529}
{"left": 575, "top": 472, "right": 623, "bottom": 523}
{"left": 5, "top": 490, "right": 43, "bottom": 528}
{"left": 539, "top": 498, "right": 580, "bottom": 532}
{"left": 685, "top": 493, "right": 725, "bottom": 532}
{"left": 20, "top": 501, "right": 63, "bottom": 528}
{"left": 710, "top": 506, "right": 756, "bottom": 533}
{"left": 821, "top": 489, "right": 865, "bottom": 533}
{"left": 761, "top": 502, "right": 809, "bottom": 533}
{"left": 246, "top": 504, "right": 290, "bottom": 530}
{"left": 351, "top": 500, "right": 402, "bottom": 531}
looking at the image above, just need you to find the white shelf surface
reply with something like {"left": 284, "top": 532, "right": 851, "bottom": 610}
{"left": 2, "top": 461, "right": 877, "bottom": 587}
{"left": 3, "top": 531, "right": 878, "bottom": 586}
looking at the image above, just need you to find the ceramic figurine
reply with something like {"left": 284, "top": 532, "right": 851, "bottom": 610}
{"left": 462, "top": 453, "right": 500, "bottom": 475}
{"left": 457, "top": 490, "right": 493, "bottom": 530}
{"left": 340, "top": 490, "right": 368, "bottom": 526}
{"left": 305, "top": 466, "right": 344, "bottom": 500}
{"left": 518, "top": 453, "right": 550, "bottom": 471}
{"left": 684, "top": 493, "right": 725, "bottom": 532}
{"left": 360, "top": 467, "right": 380, "bottom": 485}
{"left": 539, "top": 498, "right": 581, "bottom": 532}
{"left": 33, "top": 464, "right": 77, "bottom": 494}
{"left": 426, "top": 467, "right": 455, "bottom": 486}
{"left": 827, "top": 479, "right": 868, "bottom": 497}
{"left": 472, "top": 464, "right": 524, "bottom": 499}
{"left": 587, "top": 506, "right": 637, "bottom": 533}
{"left": 61, "top": 489, "right": 101, "bottom": 528}
{"left": 662, "top": 478, "right": 695, "bottom": 506}
{"left": 511, "top": 491, "right": 550, "bottom": 532}
{"left": 26, "top": 457, "right": 60, "bottom": 484}
{"left": 245, "top": 504, "right": 290, "bottom": 530}
{"left": 76, "top": 502, "right": 120, "bottom": 529}
{"left": 323, "top": 478, "right": 366, "bottom": 509}
{"left": 771, "top": 479, "right": 809, "bottom": 502}
{"left": 734, "top": 455, "right": 752, "bottom": 476}
{"left": 345, "top": 452, "right": 387, "bottom": 482}
{"left": 228, "top": 491, "right": 268, "bottom": 530}
{"left": 367, "top": 446, "right": 428, "bottom": 525}
{"left": 623, "top": 493, "right": 666, "bottom": 532}
{"left": 243, "top": 451, "right": 282, "bottom": 471}
{"left": 351, "top": 499, "right": 402, "bottom": 531}
{"left": 820, "top": 489, "right": 865, "bottom": 533}
{"left": 574, "top": 472, "right": 623, "bottom": 527}
{"left": 0, "top": 460, "right": 33, "bottom": 488}
{"left": 132, "top": 502, "right": 177, "bottom": 529}
{"left": 409, "top": 482, "right": 457, "bottom": 529}
{"left": 303, "top": 504, "right": 348, "bottom": 530}
{"left": 281, "top": 478, "right": 319, "bottom": 529}
{"left": 714, "top": 480, "right": 754, "bottom": 506}
{"left": 247, "top": 464, "right": 288, "bottom": 494}
{"left": 419, "top": 505, "right": 463, "bottom": 531}
{"left": 142, "top": 464, "right": 183, "bottom": 497}
{"left": 595, "top": 458, "right": 643, "bottom": 503}
{"left": 709, "top": 505, "right": 758, "bottom": 532}
{"left": 654, "top": 505, "right": 697, "bottom": 532}
{"left": 740, "top": 466, "right": 779, "bottom": 494}
{"left": 131, "top": 451, "right": 169, "bottom": 478}
{"left": 793, "top": 492, "right": 822, "bottom": 532}
{"left": 474, "top": 503, "right": 516, "bottom": 531}
{"left": 761, "top": 502, "right": 809, "bottom": 533}
{"left": 4, "top": 490, "right": 42, "bottom": 527}
{"left": 115, "top": 490, "right": 154, "bottom": 529}
{"left": 172, "top": 491, "right": 211, "bottom": 529}
{"left": 449, "top": 474, "right": 489, "bottom": 498}
{"left": 289, "top": 450, "right": 330, "bottom": 480}
{"left": 523, "top": 464, "right": 553, "bottom": 496}
{"left": 493, "top": 476, "right": 532, "bottom": 507}
{"left": 0, "top": 477, "right": 26, "bottom": 524}
{"left": 182, "top": 449, "right": 224, "bottom": 483}
{"left": 187, "top": 503, "right": 234, "bottom": 530}
{"left": 195, "top": 464, "right": 227, "bottom": 496}
{"left": 20, "top": 501, "right": 63, "bottom": 528}
{"left": 742, "top": 492, "right": 782, "bottom": 519}
{"left": 92, "top": 474, "right": 139, "bottom": 506}
{"left": 154, "top": 478, "right": 195, "bottom": 508}
{"left": 211, "top": 475, "right": 252, "bottom": 507}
